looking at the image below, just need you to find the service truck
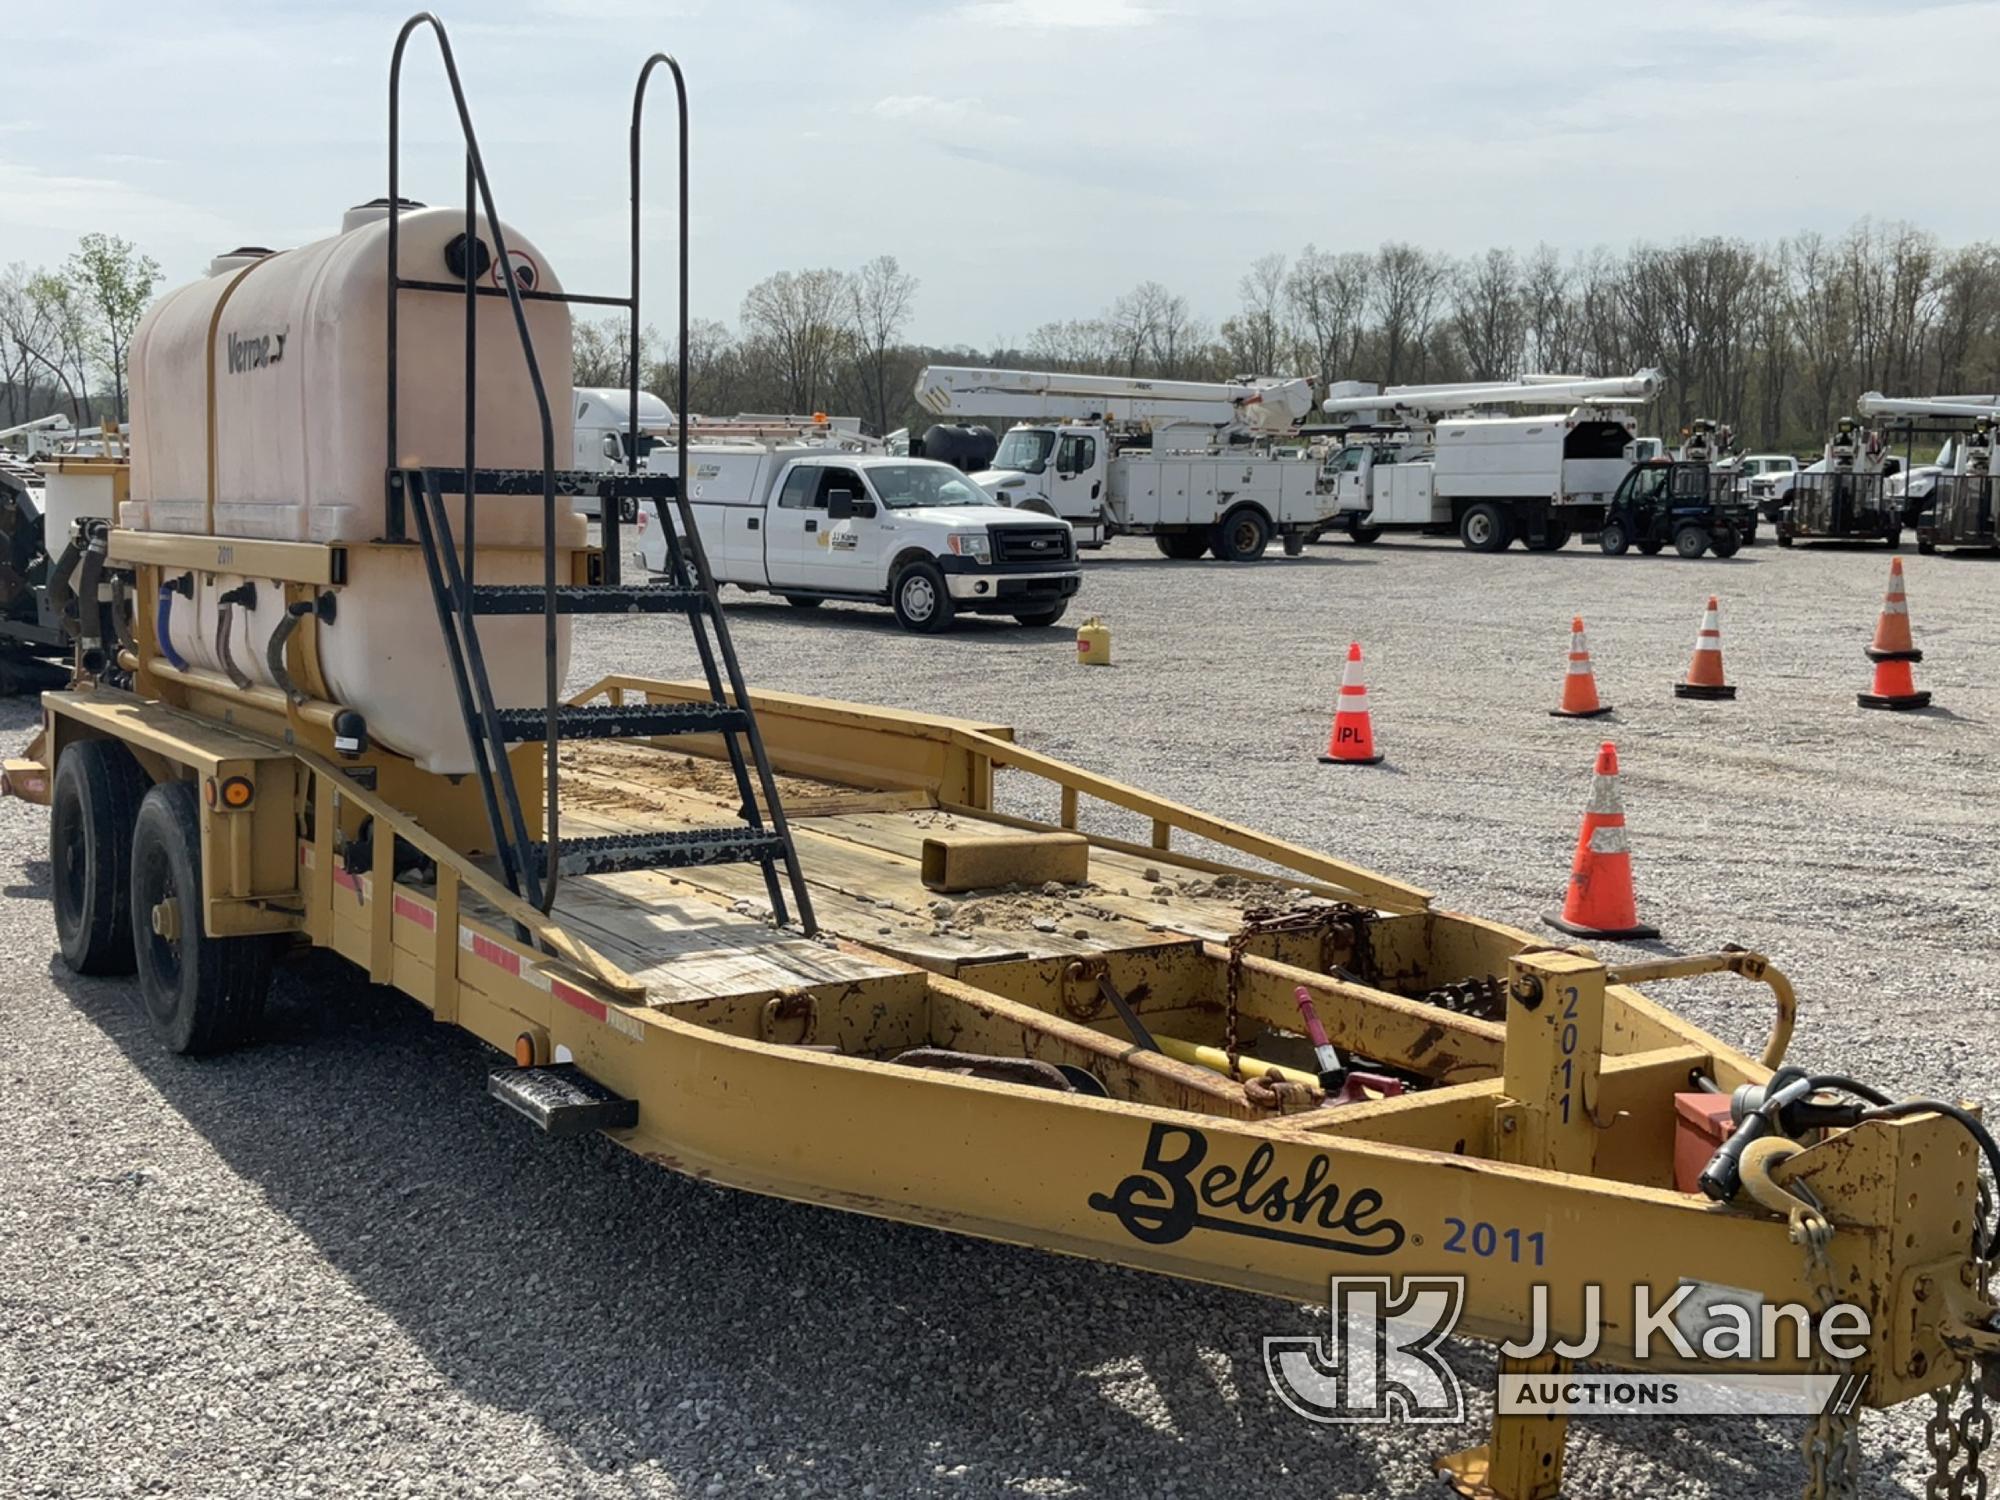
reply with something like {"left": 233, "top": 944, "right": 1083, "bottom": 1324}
{"left": 1318, "top": 371, "right": 1662, "bottom": 551}
{"left": 636, "top": 434, "right": 1080, "bottom": 631}
{"left": 913, "top": 366, "right": 1331, "bottom": 560}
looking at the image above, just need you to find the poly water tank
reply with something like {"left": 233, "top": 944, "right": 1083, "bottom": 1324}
{"left": 126, "top": 204, "right": 585, "bottom": 773}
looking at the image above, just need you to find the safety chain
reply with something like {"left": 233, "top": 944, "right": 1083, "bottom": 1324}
{"left": 1795, "top": 1193, "right": 1862, "bottom": 1500}
{"left": 1925, "top": 1243, "right": 1995, "bottom": 1500}
{"left": 1220, "top": 902, "right": 1374, "bottom": 1082}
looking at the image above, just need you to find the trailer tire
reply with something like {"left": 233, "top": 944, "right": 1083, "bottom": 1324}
{"left": 891, "top": 560, "right": 956, "bottom": 634}
{"left": 130, "top": 779, "right": 275, "bottom": 1055}
{"left": 1155, "top": 532, "right": 1210, "bottom": 560}
{"left": 51, "top": 739, "right": 151, "bottom": 976}
{"left": 1460, "top": 503, "right": 1511, "bottom": 553}
{"left": 1673, "top": 524, "right": 1710, "bottom": 559}
{"left": 1597, "top": 519, "right": 1632, "bottom": 556}
{"left": 1210, "top": 506, "right": 1271, "bottom": 562}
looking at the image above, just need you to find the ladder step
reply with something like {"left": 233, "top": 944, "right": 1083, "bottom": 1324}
{"left": 529, "top": 827, "right": 789, "bottom": 879}
{"left": 468, "top": 583, "right": 708, "bottom": 616}
{"left": 487, "top": 1064, "right": 638, "bottom": 1138}
{"left": 491, "top": 702, "right": 748, "bottom": 743}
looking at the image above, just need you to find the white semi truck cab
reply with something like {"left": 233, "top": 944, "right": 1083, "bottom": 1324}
{"left": 912, "top": 366, "right": 1332, "bottom": 561}
{"left": 637, "top": 443, "right": 1080, "bottom": 632}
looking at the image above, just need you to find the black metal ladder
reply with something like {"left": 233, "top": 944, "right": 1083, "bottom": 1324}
{"left": 383, "top": 15, "right": 815, "bottom": 934}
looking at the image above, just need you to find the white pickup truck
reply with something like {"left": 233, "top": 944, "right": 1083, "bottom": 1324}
{"left": 636, "top": 447, "right": 1081, "bottom": 632}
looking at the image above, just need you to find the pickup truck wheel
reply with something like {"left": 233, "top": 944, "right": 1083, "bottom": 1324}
{"left": 1673, "top": 524, "right": 1711, "bottom": 559}
{"left": 891, "top": 561, "right": 956, "bottom": 634}
{"left": 52, "top": 739, "right": 151, "bottom": 976}
{"left": 1013, "top": 603, "right": 1068, "bottom": 628}
{"left": 131, "top": 780, "right": 275, "bottom": 1055}
{"left": 1210, "top": 506, "right": 1271, "bottom": 562}
{"left": 1155, "top": 533, "right": 1209, "bottom": 560}
{"left": 1460, "top": 503, "right": 1511, "bottom": 553}
{"left": 782, "top": 595, "right": 823, "bottom": 609}
{"left": 1597, "top": 519, "right": 1631, "bottom": 556}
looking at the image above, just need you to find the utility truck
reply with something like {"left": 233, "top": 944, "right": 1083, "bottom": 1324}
{"left": 913, "top": 365, "right": 1328, "bottom": 560}
{"left": 1858, "top": 390, "right": 2000, "bottom": 553}
{"left": 635, "top": 429, "right": 1079, "bottom": 631}
{"left": 1319, "top": 371, "right": 1663, "bottom": 551}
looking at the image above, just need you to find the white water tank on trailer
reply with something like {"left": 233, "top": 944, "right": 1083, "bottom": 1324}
{"left": 125, "top": 203, "right": 585, "bottom": 774}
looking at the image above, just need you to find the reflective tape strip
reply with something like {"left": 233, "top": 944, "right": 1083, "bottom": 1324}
{"left": 1567, "top": 657, "right": 1593, "bottom": 675}
{"left": 1588, "top": 823, "right": 1630, "bottom": 855}
{"left": 1337, "top": 693, "right": 1371, "bottom": 716}
{"left": 392, "top": 894, "right": 435, "bottom": 932}
{"left": 551, "top": 978, "right": 607, "bottom": 1024}
{"left": 1340, "top": 666, "right": 1367, "bottom": 690}
{"left": 1585, "top": 775, "right": 1625, "bottom": 815}
{"left": 1881, "top": 598, "right": 1908, "bottom": 614}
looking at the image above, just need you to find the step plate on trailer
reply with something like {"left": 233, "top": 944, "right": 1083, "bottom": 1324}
{"left": 488, "top": 1064, "right": 639, "bottom": 1138}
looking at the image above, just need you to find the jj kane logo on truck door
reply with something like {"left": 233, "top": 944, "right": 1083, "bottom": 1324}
{"left": 226, "top": 326, "right": 289, "bottom": 375}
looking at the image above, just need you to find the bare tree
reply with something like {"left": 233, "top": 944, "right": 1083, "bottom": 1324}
{"left": 1221, "top": 253, "right": 1287, "bottom": 375}
{"left": 1450, "top": 248, "right": 1525, "bottom": 382}
{"left": 740, "top": 268, "right": 852, "bottom": 413}
{"left": 1284, "top": 245, "right": 1370, "bottom": 388}
{"left": 847, "top": 255, "right": 918, "bottom": 435}
{"left": 0, "top": 264, "right": 84, "bottom": 421}
{"left": 1370, "top": 243, "right": 1451, "bottom": 383}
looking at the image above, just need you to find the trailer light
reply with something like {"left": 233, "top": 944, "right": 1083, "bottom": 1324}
{"left": 514, "top": 1033, "right": 536, "bottom": 1067}
{"left": 219, "top": 775, "right": 255, "bottom": 809}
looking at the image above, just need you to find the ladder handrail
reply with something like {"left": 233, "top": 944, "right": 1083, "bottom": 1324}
{"left": 387, "top": 11, "right": 562, "bottom": 910}
{"left": 632, "top": 54, "right": 817, "bottom": 936}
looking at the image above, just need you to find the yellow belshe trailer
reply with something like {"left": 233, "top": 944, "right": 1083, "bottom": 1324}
{"left": 7, "top": 18, "right": 1995, "bottom": 1498}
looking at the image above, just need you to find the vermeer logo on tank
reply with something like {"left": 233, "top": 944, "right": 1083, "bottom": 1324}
{"left": 226, "top": 327, "right": 289, "bottom": 374}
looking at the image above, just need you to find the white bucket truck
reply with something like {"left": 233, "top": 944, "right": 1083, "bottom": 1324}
{"left": 912, "top": 366, "right": 1330, "bottom": 560}
{"left": 1319, "top": 371, "right": 1663, "bottom": 551}
{"left": 635, "top": 427, "right": 1080, "bottom": 633}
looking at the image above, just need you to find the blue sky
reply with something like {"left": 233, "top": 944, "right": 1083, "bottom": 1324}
{"left": 2, "top": 0, "right": 1990, "bottom": 345}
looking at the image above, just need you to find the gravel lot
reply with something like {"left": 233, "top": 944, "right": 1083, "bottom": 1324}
{"left": 2, "top": 534, "right": 1994, "bottom": 1498}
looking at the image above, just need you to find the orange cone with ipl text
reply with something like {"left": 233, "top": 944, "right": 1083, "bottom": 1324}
{"left": 1674, "top": 596, "right": 1736, "bottom": 700}
{"left": 1545, "top": 741, "right": 1659, "bottom": 941}
{"left": 1319, "top": 642, "right": 1384, "bottom": 765}
{"left": 1551, "top": 615, "right": 1613, "bottom": 718}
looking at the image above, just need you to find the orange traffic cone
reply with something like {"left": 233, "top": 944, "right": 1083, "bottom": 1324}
{"left": 1865, "top": 557, "right": 1922, "bottom": 662}
{"left": 1859, "top": 557, "right": 1931, "bottom": 711}
{"left": 1550, "top": 615, "right": 1612, "bottom": 718}
{"left": 1319, "top": 642, "right": 1384, "bottom": 765}
{"left": 1674, "top": 596, "right": 1736, "bottom": 700}
{"left": 1545, "top": 742, "right": 1659, "bottom": 941}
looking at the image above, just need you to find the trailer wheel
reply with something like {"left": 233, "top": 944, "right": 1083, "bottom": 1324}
{"left": 1673, "top": 524, "right": 1711, "bottom": 559}
{"left": 130, "top": 780, "right": 275, "bottom": 1055}
{"left": 1210, "top": 507, "right": 1271, "bottom": 562}
{"left": 891, "top": 560, "right": 956, "bottom": 634}
{"left": 1597, "top": 519, "right": 1632, "bottom": 556}
{"left": 51, "top": 739, "right": 152, "bottom": 976}
{"left": 1154, "top": 532, "right": 1210, "bottom": 560}
{"left": 1459, "top": 504, "right": 1511, "bottom": 553}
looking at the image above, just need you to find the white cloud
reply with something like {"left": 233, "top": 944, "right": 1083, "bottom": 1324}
{"left": 954, "top": 0, "right": 1159, "bottom": 28}
{"left": 870, "top": 95, "right": 1013, "bottom": 127}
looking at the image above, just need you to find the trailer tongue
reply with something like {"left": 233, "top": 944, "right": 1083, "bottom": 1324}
{"left": 5, "top": 19, "right": 1995, "bottom": 1498}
